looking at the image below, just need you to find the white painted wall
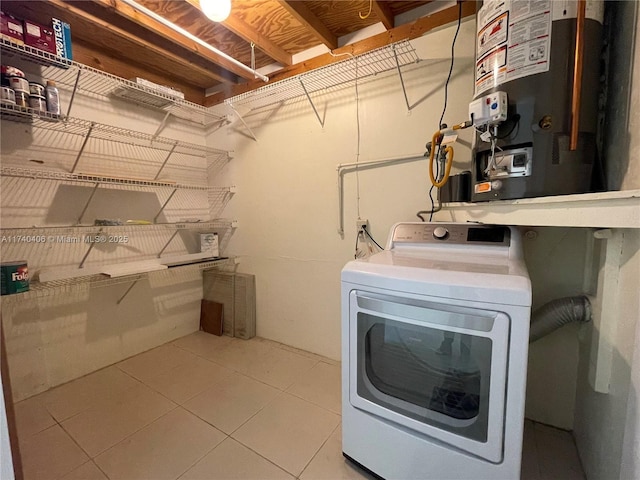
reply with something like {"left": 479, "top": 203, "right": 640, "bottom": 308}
{"left": 1, "top": 59, "right": 211, "bottom": 401}
{"left": 210, "top": 18, "right": 477, "bottom": 360}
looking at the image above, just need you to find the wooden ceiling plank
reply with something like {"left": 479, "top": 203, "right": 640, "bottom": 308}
{"left": 372, "top": 1, "right": 395, "bottom": 30}
{"left": 92, "top": 0, "right": 254, "bottom": 80}
{"left": 206, "top": 1, "right": 476, "bottom": 106}
{"left": 280, "top": 1, "right": 338, "bottom": 50}
{"left": 183, "top": 0, "right": 292, "bottom": 66}
{"left": 45, "top": 0, "right": 229, "bottom": 86}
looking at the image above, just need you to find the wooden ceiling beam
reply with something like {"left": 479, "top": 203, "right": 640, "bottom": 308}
{"left": 184, "top": 0, "right": 292, "bottom": 66}
{"left": 92, "top": 0, "right": 255, "bottom": 81}
{"left": 372, "top": 1, "right": 395, "bottom": 30}
{"left": 206, "top": 1, "right": 476, "bottom": 106}
{"left": 45, "top": 0, "right": 230, "bottom": 86}
{"left": 280, "top": 1, "right": 338, "bottom": 50}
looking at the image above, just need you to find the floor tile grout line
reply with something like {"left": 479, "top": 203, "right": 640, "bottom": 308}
{"left": 226, "top": 391, "right": 340, "bottom": 478}
{"left": 89, "top": 458, "right": 111, "bottom": 480}
{"left": 298, "top": 421, "right": 342, "bottom": 479}
{"left": 172, "top": 332, "right": 336, "bottom": 370}
{"left": 171, "top": 427, "right": 230, "bottom": 480}
{"left": 58, "top": 398, "right": 180, "bottom": 461}
{"left": 227, "top": 431, "right": 307, "bottom": 478}
{"left": 284, "top": 387, "right": 341, "bottom": 417}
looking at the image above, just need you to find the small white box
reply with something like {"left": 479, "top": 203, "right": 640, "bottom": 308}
{"left": 200, "top": 233, "right": 219, "bottom": 257}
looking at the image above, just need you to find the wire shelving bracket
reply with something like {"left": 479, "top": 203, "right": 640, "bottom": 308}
{"left": 225, "top": 40, "right": 419, "bottom": 123}
{"left": 0, "top": 38, "right": 225, "bottom": 128}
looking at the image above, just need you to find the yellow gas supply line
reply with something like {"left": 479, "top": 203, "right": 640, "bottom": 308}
{"left": 428, "top": 121, "right": 470, "bottom": 188}
{"left": 428, "top": 130, "right": 454, "bottom": 188}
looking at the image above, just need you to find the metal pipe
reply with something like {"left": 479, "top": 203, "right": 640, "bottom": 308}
{"left": 570, "top": 0, "right": 586, "bottom": 151}
{"left": 119, "top": 0, "right": 269, "bottom": 83}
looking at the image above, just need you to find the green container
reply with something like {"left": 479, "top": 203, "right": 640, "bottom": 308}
{"left": 0, "top": 261, "right": 29, "bottom": 295}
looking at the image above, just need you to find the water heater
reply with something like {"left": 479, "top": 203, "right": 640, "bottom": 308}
{"left": 470, "top": 0, "right": 604, "bottom": 201}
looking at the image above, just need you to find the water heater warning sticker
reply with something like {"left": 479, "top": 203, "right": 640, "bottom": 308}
{"left": 475, "top": 0, "right": 552, "bottom": 96}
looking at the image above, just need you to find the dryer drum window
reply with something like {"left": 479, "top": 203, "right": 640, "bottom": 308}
{"left": 357, "top": 313, "right": 493, "bottom": 443}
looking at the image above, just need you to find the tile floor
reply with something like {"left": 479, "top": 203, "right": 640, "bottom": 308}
{"left": 13, "top": 332, "right": 585, "bottom": 480}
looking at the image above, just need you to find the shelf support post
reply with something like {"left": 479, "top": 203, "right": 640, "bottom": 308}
{"left": 79, "top": 227, "right": 103, "bottom": 269}
{"left": 66, "top": 68, "right": 82, "bottom": 119}
{"left": 157, "top": 230, "right": 180, "bottom": 258}
{"left": 300, "top": 79, "right": 324, "bottom": 127}
{"left": 77, "top": 182, "right": 100, "bottom": 225}
{"left": 153, "top": 188, "right": 178, "bottom": 223}
{"left": 393, "top": 46, "right": 411, "bottom": 112}
{"left": 117, "top": 280, "right": 139, "bottom": 305}
{"left": 229, "top": 104, "right": 258, "bottom": 142}
{"left": 153, "top": 111, "right": 172, "bottom": 139}
{"left": 154, "top": 142, "right": 178, "bottom": 180}
{"left": 71, "top": 122, "right": 95, "bottom": 173}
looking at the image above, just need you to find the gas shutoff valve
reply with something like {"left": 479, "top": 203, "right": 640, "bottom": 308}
{"left": 469, "top": 91, "right": 508, "bottom": 127}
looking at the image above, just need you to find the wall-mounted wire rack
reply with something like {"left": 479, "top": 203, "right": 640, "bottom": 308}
{"left": 0, "top": 166, "right": 235, "bottom": 225}
{"left": 0, "top": 257, "right": 235, "bottom": 303}
{"left": 0, "top": 219, "right": 238, "bottom": 236}
{"left": 0, "top": 166, "right": 234, "bottom": 192}
{"left": 225, "top": 40, "right": 420, "bottom": 134}
{"left": 0, "top": 104, "right": 229, "bottom": 161}
{"left": 0, "top": 38, "right": 224, "bottom": 128}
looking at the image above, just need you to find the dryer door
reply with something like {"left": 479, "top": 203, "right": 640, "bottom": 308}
{"left": 349, "top": 290, "right": 510, "bottom": 463}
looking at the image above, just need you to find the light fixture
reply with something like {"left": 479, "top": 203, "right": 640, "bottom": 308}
{"left": 200, "top": 0, "right": 231, "bottom": 22}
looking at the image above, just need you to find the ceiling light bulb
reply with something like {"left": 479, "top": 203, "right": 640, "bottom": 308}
{"left": 200, "top": 0, "right": 231, "bottom": 22}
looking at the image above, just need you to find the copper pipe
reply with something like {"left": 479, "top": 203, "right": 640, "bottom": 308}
{"left": 570, "top": 0, "right": 587, "bottom": 151}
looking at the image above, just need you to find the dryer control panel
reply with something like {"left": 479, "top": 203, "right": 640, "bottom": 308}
{"left": 391, "top": 223, "right": 511, "bottom": 247}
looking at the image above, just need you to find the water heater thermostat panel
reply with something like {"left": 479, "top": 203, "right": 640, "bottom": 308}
{"left": 469, "top": 91, "right": 508, "bottom": 126}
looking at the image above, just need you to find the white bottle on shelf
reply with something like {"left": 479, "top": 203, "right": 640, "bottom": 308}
{"left": 45, "top": 80, "right": 61, "bottom": 116}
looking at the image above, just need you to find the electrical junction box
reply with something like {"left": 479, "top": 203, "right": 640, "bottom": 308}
{"left": 469, "top": 91, "right": 508, "bottom": 126}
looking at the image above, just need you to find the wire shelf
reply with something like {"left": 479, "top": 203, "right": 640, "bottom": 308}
{"left": 226, "top": 40, "right": 419, "bottom": 111}
{"left": 0, "top": 102, "right": 63, "bottom": 122}
{"left": 0, "top": 105, "right": 229, "bottom": 160}
{"left": 0, "top": 37, "right": 72, "bottom": 68}
{"left": 0, "top": 257, "right": 234, "bottom": 303}
{"left": 0, "top": 219, "right": 237, "bottom": 235}
{"left": 0, "top": 166, "right": 234, "bottom": 192}
{"left": 0, "top": 38, "right": 223, "bottom": 127}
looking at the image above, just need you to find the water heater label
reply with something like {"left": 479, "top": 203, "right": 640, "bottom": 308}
{"left": 475, "top": 0, "right": 552, "bottom": 96}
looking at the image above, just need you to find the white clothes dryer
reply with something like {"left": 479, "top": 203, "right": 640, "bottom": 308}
{"left": 341, "top": 222, "right": 531, "bottom": 479}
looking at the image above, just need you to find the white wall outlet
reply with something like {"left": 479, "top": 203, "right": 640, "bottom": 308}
{"left": 356, "top": 219, "right": 369, "bottom": 230}
{"left": 356, "top": 219, "right": 369, "bottom": 238}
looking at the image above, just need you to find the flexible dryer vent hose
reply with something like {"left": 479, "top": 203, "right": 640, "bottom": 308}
{"left": 529, "top": 296, "right": 592, "bottom": 343}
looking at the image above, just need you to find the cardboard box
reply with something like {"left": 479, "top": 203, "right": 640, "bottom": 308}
{"left": 52, "top": 17, "right": 72, "bottom": 60}
{"left": 1, "top": 12, "right": 24, "bottom": 45}
{"left": 23, "top": 20, "right": 56, "bottom": 54}
{"left": 200, "top": 233, "right": 219, "bottom": 258}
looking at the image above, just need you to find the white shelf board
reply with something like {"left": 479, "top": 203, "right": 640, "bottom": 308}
{"left": 439, "top": 190, "right": 640, "bottom": 228}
